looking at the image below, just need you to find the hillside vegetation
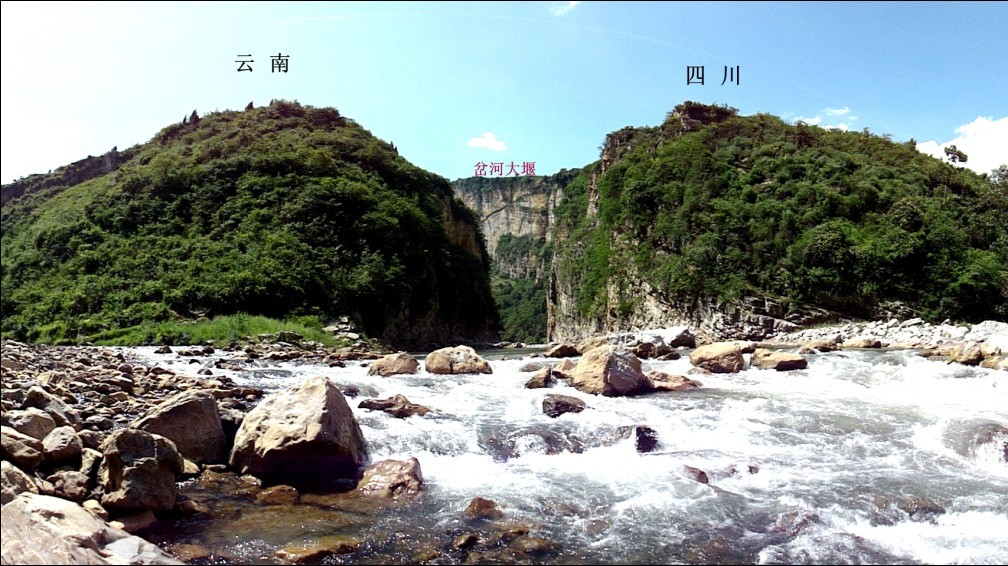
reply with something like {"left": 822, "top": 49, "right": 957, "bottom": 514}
{"left": 1, "top": 101, "right": 498, "bottom": 346}
{"left": 554, "top": 102, "right": 1008, "bottom": 325}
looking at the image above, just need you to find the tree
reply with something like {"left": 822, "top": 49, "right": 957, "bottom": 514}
{"left": 944, "top": 144, "right": 968, "bottom": 164}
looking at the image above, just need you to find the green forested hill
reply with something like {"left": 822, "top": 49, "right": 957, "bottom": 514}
{"left": 1, "top": 101, "right": 498, "bottom": 346}
{"left": 554, "top": 102, "right": 1008, "bottom": 326}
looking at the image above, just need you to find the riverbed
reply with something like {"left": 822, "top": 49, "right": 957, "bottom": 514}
{"left": 130, "top": 346, "right": 1008, "bottom": 564}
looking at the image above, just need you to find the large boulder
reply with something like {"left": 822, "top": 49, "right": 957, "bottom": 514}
{"left": 424, "top": 346, "right": 493, "bottom": 375}
{"left": 229, "top": 376, "right": 367, "bottom": 487}
{"left": 1, "top": 493, "right": 183, "bottom": 564}
{"left": 751, "top": 349, "right": 808, "bottom": 371}
{"left": 569, "top": 345, "right": 650, "bottom": 396}
{"left": 99, "top": 428, "right": 184, "bottom": 512}
{"left": 689, "top": 342, "right": 744, "bottom": 373}
{"left": 132, "top": 390, "right": 226, "bottom": 464}
{"left": 368, "top": 352, "right": 420, "bottom": 377}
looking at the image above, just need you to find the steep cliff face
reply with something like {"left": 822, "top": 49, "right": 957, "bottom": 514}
{"left": 453, "top": 171, "right": 576, "bottom": 278}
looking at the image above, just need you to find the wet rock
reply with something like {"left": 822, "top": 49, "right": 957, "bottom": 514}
{"left": 99, "top": 428, "right": 184, "bottom": 512}
{"left": 524, "top": 367, "right": 555, "bottom": 389}
{"left": 689, "top": 342, "right": 744, "bottom": 373}
{"left": 519, "top": 362, "right": 546, "bottom": 372}
{"left": 510, "top": 535, "right": 560, "bottom": 555}
{"left": 480, "top": 423, "right": 585, "bottom": 460}
{"left": 112, "top": 509, "right": 158, "bottom": 533}
{"left": 0, "top": 493, "right": 183, "bottom": 564}
{"left": 646, "top": 371, "right": 702, "bottom": 392}
{"left": 132, "top": 390, "right": 226, "bottom": 464}
{"left": 899, "top": 495, "right": 946, "bottom": 522}
{"left": 768, "top": 509, "right": 820, "bottom": 538}
{"left": 368, "top": 352, "right": 420, "bottom": 376}
{"left": 358, "top": 394, "right": 433, "bottom": 418}
{"left": 229, "top": 375, "right": 367, "bottom": 488}
{"left": 424, "top": 346, "right": 493, "bottom": 375}
{"left": 1, "top": 425, "right": 44, "bottom": 469}
{"left": 154, "top": 345, "right": 173, "bottom": 354}
{"left": 682, "top": 465, "right": 709, "bottom": 484}
{"left": 542, "top": 394, "right": 586, "bottom": 418}
{"left": 3, "top": 407, "right": 57, "bottom": 440}
{"left": 545, "top": 344, "right": 579, "bottom": 358}
{"left": 453, "top": 532, "right": 479, "bottom": 549}
{"left": 657, "top": 350, "right": 682, "bottom": 360}
{"left": 570, "top": 345, "right": 650, "bottom": 396}
{"left": 256, "top": 484, "right": 300, "bottom": 505}
{"left": 275, "top": 535, "right": 361, "bottom": 563}
{"left": 634, "top": 425, "right": 659, "bottom": 453}
{"left": 465, "top": 496, "right": 503, "bottom": 520}
{"left": 356, "top": 457, "right": 423, "bottom": 499}
{"left": 751, "top": 348, "right": 808, "bottom": 371}
{"left": 1, "top": 460, "right": 38, "bottom": 505}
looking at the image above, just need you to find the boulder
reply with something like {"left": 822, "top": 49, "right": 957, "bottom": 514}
{"left": 229, "top": 376, "right": 367, "bottom": 487}
{"left": 798, "top": 339, "right": 839, "bottom": 354}
{"left": 542, "top": 394, "right": 586, "bottom": 418}
{"left": 552, "top": 359, "right": 577, "bottom": 379}
{"left": 524, "top": 367, "right": 555, "bottom": 389}
{"left": 1, "top": 460, "right": 38, "bottom": 505}
{"left": 544, "top": 344, "right": 579, "bottom": 358}
{"left": 42, "top": 425, "right": 83, "bottom": 464}
{"left": 23, "top": 385, "right": 81, "bottom": 428}
{"left": 48, "top": 470, "right": 90, "bottom": 502}
{"left": 843, "top": 337, "right": 882, "bottom": 349}
{"left": 663, "top": 326, "right": 697, "bottom": 348}
{"left": 0, "top": 493, "right": 182, "bottom": 564}
{"left": 569, "top": 345, "right": 650, "bottom": 396}
{"left": 132, "top": 390, "right": 226, "bottom": 464}
{"left": 751, "top": 349, "right": 808, "bottom": 371}
{"left": 358, "top": 394, "right": 433, "bottom": 418}
{"left": 424, "top": 346, "right": 492, "bottom": 375}
{"left": 4, "top": 407, "right": 57, "bottom": 440}
{"left": 356, "top": 457, "right": 423, "bottom": 499}
{"left": 689, "top": 342, "right": 744, "bottom": 373}
{"left": 465, "top": 496, "right": 503, "bottom": 520}
{"left": 646, "top": 371, "right": 702, "bottom": 392}
{"left": 1, "top": 425, "right": 44, "bottom": 469}
{"left": 368, "top": 352, "right": 420, "bottom": 377}
{"left": 947, "top": 342, "right": 984, "bottom": 366}
{"left": 256, "top": 485, "right": 300, "bottom": 505}
{"left": 99, "top": 428, "right": 184, "bottom": 512}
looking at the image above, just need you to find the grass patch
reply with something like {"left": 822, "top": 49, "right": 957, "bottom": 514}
{"left": 85, "top": 313, "right": 349, "bottom": 347}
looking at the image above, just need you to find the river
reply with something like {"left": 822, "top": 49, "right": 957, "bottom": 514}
{"left": 130, "top": 346, "right": 1008, "bottom": 564}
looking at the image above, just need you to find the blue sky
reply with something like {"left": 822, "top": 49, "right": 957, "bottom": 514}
{"left": 2, "top": 1, "right": 1006, "bottom": 185}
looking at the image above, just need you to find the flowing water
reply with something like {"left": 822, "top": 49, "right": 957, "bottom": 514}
{"left": 132, "top": 347, "right": 1008, "bottom": 564}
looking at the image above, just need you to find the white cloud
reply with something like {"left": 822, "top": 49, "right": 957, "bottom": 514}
{"left": 550, "top": 1, "right": 581, "bottom": 16}
{"left": 794, "top": 105, "right": 857, "bottom": 133}
{"left": 916, "top": 116, "right": 1008, "bottom": 175}
{"left": 467, "top": 131, "right": 507, "bottom": 152}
